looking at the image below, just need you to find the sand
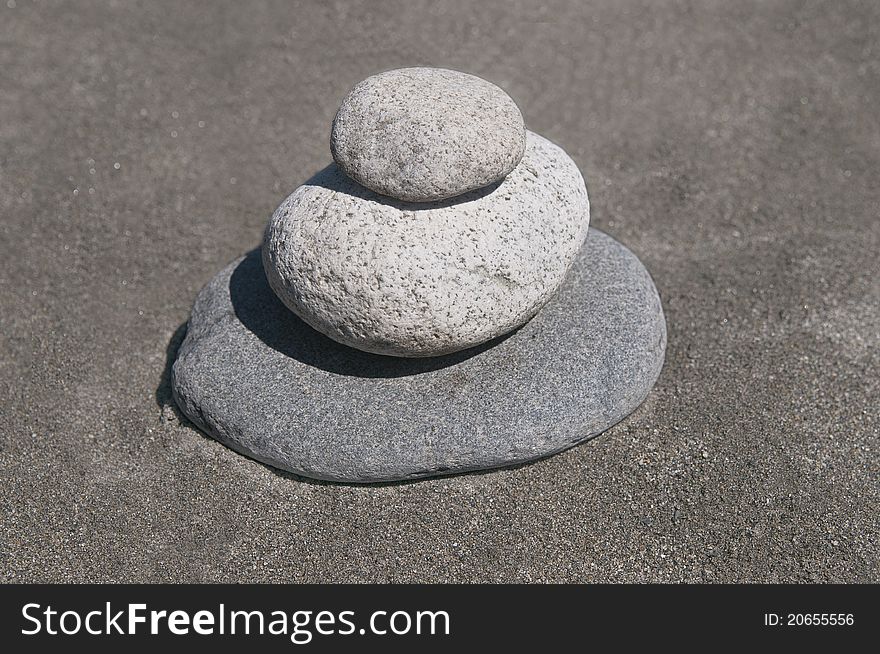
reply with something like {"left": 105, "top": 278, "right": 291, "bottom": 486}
{"left": 1, "top": 0, "right": 877, "bottom": 582}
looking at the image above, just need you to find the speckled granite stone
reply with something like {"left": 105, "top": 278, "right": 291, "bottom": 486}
{"left": 264, "top": 130, "right": 590, "bottom": 358}
{"left": 331, "top": 67, "right": 525, "bottom": 202}
{"left": 172, "top": 229, "right": 666, "bottom": 483}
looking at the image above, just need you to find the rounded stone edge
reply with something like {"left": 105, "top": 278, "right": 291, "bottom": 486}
{"left": 329, "top": 67, "right": 527, "bottom": 202}
{"left": 171, "top": 231, "right": 667, "bottom": 484}
{"left": 264, "top": 131, "right": 590, "bottom": 359}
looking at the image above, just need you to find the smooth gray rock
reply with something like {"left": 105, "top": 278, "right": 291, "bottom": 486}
{"left": 264, "top": 130, "right": 590, "bottom": 358}
{"left": 330, "top": 67, "right": 526, "bottom": 201}
{"left": 172, "top": 229, "right": 666, "bottom": 483}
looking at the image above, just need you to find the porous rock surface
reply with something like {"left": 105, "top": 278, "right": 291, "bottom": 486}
{"left": 172, "top": 229, "right": 667, "bottom": 483}
{"left": 264, "top": 130, "right": 590, "bottom": 357}
{"left": 330, "top": 67, "right": 526, "bottom": 202}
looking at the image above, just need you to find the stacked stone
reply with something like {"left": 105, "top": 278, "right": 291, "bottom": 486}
{"left": 172, "top": 66, "right": 667, "bottom": 482}
{"left": 262, "top": 67, "right": 590, "bottom": 358}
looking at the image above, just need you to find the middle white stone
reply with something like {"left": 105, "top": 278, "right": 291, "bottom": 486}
{"left": 263, "top": 131, "right": 590, "bottom": 358}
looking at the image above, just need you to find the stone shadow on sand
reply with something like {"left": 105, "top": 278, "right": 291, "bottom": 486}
{"left": 154, "top": 320, "right": 198, "bottom": 429}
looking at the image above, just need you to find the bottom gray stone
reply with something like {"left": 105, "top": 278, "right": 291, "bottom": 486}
{"left": 172, "top": 229, "right": 666, "bottom": 483}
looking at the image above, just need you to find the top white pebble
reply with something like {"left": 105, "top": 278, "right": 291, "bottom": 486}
{"left": 330, "top": 67, "right": 526, "bottom": 202}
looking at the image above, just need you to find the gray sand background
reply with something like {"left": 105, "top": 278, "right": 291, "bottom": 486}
{"left": 1, "top": 0, "right": 877, "bottom": 582}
